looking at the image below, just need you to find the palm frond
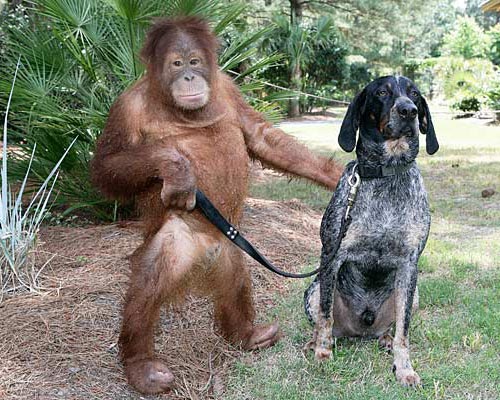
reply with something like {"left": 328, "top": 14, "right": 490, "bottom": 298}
{"left": 0, "top": 0, "right": 286, "bottom": 219}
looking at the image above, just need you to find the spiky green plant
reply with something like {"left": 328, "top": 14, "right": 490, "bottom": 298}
{"left": 1, "top": 60, "right": 76, "bottom": 299}
{"left": 0, "top": 0, "right": 282, "bottom": 220}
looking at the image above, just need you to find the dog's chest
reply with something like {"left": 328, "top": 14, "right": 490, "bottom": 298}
{"left": 341, "top": 172, "right": 430, "bottom": 261}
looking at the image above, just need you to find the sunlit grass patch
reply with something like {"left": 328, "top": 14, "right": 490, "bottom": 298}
{"left": 235, "top": 115, "right": 500, "bottom": 400}
{"left": 225, "top": 264, "right": 500, "bottom": 399}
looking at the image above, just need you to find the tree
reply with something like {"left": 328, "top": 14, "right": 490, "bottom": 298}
{"left": 442, "top": 16, "right": 491, "bottom": 59}
{"left": 487, "top": 23, "right": 500, "bottom": 65}
{"left": 465, "top": 0, "right": 499, "bottom": 29}
{"left": 288, "top": 0, "right": 304, "bottom": 117}
{"left": 260, "top": 14, "right": 348, "bottom": 114}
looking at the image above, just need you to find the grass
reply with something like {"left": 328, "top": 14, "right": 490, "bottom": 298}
{"left": 228, "top": 115, "right": 500, "bottom": 399}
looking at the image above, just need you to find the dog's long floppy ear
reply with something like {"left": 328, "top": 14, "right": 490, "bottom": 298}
{"left": 418, "top": 96, "right": 439, "bottom": 155}
{"left": 338, "top": 89, "right": 367, "bottom": 152}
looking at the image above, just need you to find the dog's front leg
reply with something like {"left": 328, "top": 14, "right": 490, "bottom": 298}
{"left": 393, "top": 257, "right": 421, "bottom": 387}
{"left": 304, "top": 257, "right": 342, "bottom": 361}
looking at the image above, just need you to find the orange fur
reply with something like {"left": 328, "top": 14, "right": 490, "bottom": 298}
{"left": 90, "top": 16, "right": 343, "bottom": 394}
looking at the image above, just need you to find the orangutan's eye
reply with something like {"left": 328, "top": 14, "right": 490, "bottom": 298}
{"left": 190, "top": 58, "right": 200, "bottom": 66}
{"left": 173, "top": 60, "right": 183, "bottom": 67}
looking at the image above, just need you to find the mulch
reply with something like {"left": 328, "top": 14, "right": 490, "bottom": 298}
{"left": 0, "top": 193, "right": 322, "bottom": 399}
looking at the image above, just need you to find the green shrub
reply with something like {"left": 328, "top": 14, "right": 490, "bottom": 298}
{"left": 1, "top": 62, "right": 75, "bottom": 299}
{"left": 260, "top": 14, "right": 349, "bottom": 113}
{"left": 0, "top": 0, "right": 282, "bottom": 220}
{"left": 442, "top": 16, "right": 491, "bottom": 60}
{"left": 432, "top": 56, "right": 496, "bottom": 110}
{"left": 487, "top": 23, "right": 500, "bottom": 65}
{"left": 452, "top": 96, "right": 481, "bottom": 112}
{"left": 486, "top": 74, "right": 500, "bottom": 111}
{"left": 340, "top": 55, "right": 372, "bottom": 99}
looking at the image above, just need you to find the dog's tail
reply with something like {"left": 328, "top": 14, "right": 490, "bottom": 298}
{"left": 361, "top": 309, "right": 376, "bottom": 326}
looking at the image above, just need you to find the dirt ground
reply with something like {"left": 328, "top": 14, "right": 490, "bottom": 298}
{"left": 0, "top": 177, "right": 323, "bottom": 399}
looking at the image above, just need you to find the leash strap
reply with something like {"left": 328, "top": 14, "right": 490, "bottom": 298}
{"left": 195, "top": 165, "right": 362, "bottom": 279}
{"left": 195, "top": 190, "right": 321, "bottom": 278}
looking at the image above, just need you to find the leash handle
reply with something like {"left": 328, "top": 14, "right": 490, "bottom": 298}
{"left": 195, "top": 189, "right": 320, "bottom": 279}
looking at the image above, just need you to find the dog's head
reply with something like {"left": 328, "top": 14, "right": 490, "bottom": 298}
{"left": 338, "top": 76, "right": 439, "bottom": 156}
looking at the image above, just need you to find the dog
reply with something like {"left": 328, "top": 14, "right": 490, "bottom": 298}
{"left": 304, "top": 75, "right": 439, "bottom": 387}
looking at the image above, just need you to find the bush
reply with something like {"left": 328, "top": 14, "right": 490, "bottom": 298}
{"left": 486, "top": 73, "right": 500, "bottom": 111}
{"left": 342, "top": 55, "right": 373, "bottom": 99}
{"left": 452, "top": 96, "right": 481, "bottom": 112}
{"left": 487, "top": 23, "right": 500, "bottom": 65}
{"left": 1, "top": 62, "right": 74, "bottom": 299}
{"left": 432, "top": 56, "right": 496, "bottom": 109}
{"left": 260, "top": 15, "right": 348, "bottom": 113}
{"left": 0, "top": 0, "right": 282, "bottom": 220}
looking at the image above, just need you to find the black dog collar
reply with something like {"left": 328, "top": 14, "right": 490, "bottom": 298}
{"left": 357, "top": 161, "right": 415, "bottom": 179}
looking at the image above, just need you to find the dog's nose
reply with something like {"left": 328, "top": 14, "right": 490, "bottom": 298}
{"left": 397, "top": 102, "right": 418, "bottom": 120}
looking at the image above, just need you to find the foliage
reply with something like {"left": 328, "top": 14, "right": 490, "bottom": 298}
{"left": 245, "top": 0, "right": 458, "bottom": 100}
{"left": 487, "top": 24, "right": 500, "bottom": 66}
{"left": 321, "top": 0, "right": 457, "bottom": 66}
{"left": 302, "top": 19, "right": 349, "bottom": 111}
{"left": 0, "top": 0, "right": 283, "bottom": 220}
{"left": 486, "top": 73, "right": 500, "bottom": 111}
{"left": 0, "top": 3, "right": 29, "bottom": 62}
{"left": 342, "top": 55, "right": 373, "bottom": 99}
{"left": 1, "top": 61, "right": 75, "bottom": 299}
{"left": 414, "top": 56, "right": 497, "bottom": 110}
{"left": 465, "top": 0, "right": 499, "bottom": 30}
{"left": 441, "top": 16, "right": 491, "bottom": 59}
{"left": 260, "top": 14, "right": 348, "bottom": 113}
{"left": 452, "top": 96, "right": 481, "bottom": 112}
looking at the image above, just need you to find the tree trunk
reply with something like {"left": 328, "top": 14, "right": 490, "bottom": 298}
{"left": 288, "top": 0, "right": 303, "bottom": 118}
{"left": 289, "top": 63, "right": 301, "bottom": 117}
{"left": 9, "top": 0, "right": 24, "bottom": 9}
{"left": 290, "top": 0, "right": 303, "bottom": 22}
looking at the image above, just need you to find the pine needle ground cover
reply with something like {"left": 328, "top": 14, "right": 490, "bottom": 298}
{"left": 0, "top": 115, "right": 498, "bottom": 399}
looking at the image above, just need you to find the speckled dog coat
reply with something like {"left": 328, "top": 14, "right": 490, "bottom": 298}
{"left": 304, "top": 75, "right": 439, "bottom": 386}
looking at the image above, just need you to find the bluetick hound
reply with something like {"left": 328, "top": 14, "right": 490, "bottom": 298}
{"left": 304, "top": 76, "right": 439, "bottom": 387}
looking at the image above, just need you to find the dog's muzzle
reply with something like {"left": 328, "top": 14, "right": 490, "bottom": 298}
{"left": 396, "top": 98, "right": 417, "bottom": 121}
{"left": 386, "top": 97, "right": 418, "bottom": 138}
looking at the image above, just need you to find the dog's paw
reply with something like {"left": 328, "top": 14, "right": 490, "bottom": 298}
{"left": 314, "top": 347, "right": 332, "bottom": 361}
{"left": 303, "top": 335, "right": 332, "bottom": 361}
{"left": 378, "top": 333, "right": 393, "bottom": 353}
{"left": 302, "top": 339, "right": 316, "bottom": 352}
{"left": 393, "top": 365, "right": 421, "bottom": 388}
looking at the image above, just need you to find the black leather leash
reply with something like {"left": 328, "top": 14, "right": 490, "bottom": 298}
{"left": 195, "top": 190, "right": 321, "bottom": 278}
{"left": 195, "top": 160, "right": 414, "bottom": 278}
{"left": 194, "top": 165, "right": 361, "bottom": 279}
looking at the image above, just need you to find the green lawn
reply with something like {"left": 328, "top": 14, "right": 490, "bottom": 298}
{"left": 225, "top": 116, "right": 500, "bottom": 400}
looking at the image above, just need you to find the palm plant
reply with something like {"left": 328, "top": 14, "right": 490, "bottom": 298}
{"left": 261, "top": 15, "right": 347, "bottom": 116}
{"left": 0, "top": 0, "right": 282, "bottom": 220}
{"left": 1, "top": 60, "right": 75, "bottom": 299}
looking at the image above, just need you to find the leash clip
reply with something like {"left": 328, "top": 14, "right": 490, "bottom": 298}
{"left": 345, "top": 164, "right": 361, "bottom": 219}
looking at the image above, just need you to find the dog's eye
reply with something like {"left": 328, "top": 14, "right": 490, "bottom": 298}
{"left": 410, "top": 90, "right": 419, "bottom": 98}
{"left": 377, "top": 90, "right": 388, "bottom": 97}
